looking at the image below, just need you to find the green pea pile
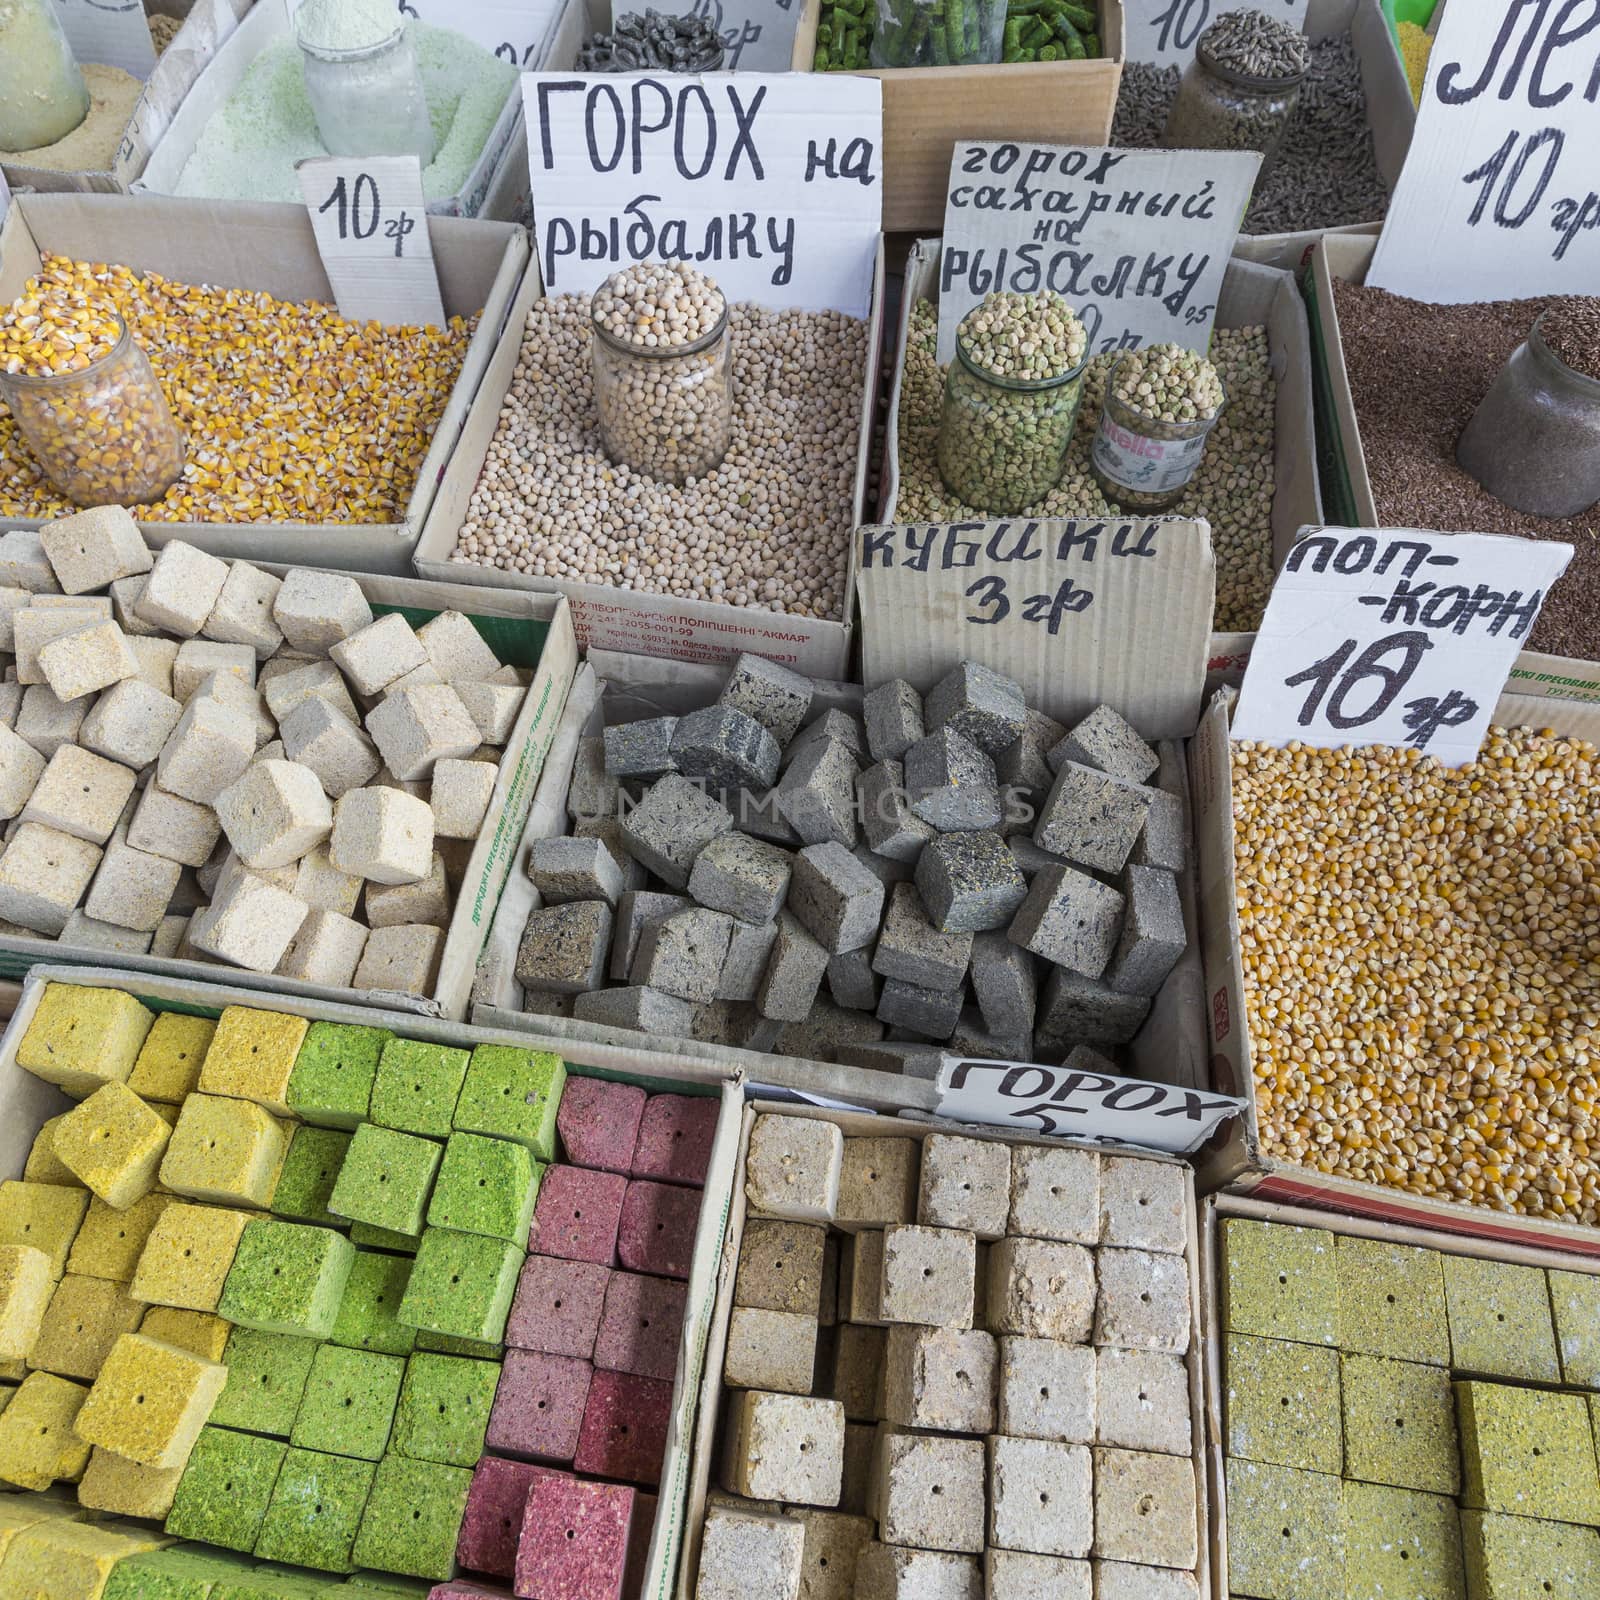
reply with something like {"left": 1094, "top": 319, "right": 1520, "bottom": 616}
{"left": 1112, "top": 343, "right": 1225, "bottom": 424}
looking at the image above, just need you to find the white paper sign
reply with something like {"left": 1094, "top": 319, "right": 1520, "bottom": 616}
{"left": 522, "top": 72, "right": 882, "bottom": 317}
{"left": 53, "top": 0, "right": 158, "bottom": 79}
{"left": 1369, "top": 2, "right": 1600, "bottom": 302}
{"left": 399, "top": 0, "right": 564, "bottom": 67}
{"left": 937, "top": 143, "right": 1258, "bottom": 364}
{"left": 1232, "top": 528, "right": 1574, "bottom": 766}
{"left": 298, "top": 155, "right": 447, "bottom": 329}
{"left": 1123, "top": 0, "right": 1308, "bottom": 66}
{"left": 937, "top": 1058, "right": 1244, "bottom": 1154}
{"left": 653, "top": 0, "right": 803, "bottom": 69}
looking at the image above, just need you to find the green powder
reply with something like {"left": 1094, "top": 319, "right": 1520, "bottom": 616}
{"left": 174, "top": 23, "right": 515, "bottom": 204}
{"left": 295, "top": 0, "right": 399, "bottom": 52}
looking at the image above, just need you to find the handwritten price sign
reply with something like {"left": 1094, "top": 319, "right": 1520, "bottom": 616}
{"left": 1123, "top": 0, "right": 1307, "bottom": 66}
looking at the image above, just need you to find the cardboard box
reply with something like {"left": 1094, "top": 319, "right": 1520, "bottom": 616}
{"left": 676, "top": 1101, "right": 1211, "bottom": 1598}
{"left": 0, "top": 570, "right": 578, "bottom": 1023}
{"left": 0, "top": 961, "right": 741, "bottom": 1597}
{"left": 410, "top": 244, "right": 886, "bottom": 680}
{"left": 0, "top": 194, "right": 528, "bottom": 573}
{"left": 1, "top": 0, "right": 251, "bottom": 196}
{"left": 790, "top": 0, "right": 1124, "bottom": 233}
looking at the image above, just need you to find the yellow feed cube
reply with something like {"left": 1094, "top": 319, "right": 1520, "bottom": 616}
{"left": 128, "top": 1204, "right": 251, "bottom": 1312}
{"left": 52, "top": 1085, "right": 171, "bottom": 1211}
{"left": 15, "top": 985, "right": 155, "bottom": 1098}
{"left": 0, "top": 1182, "right": 90, "bottom": 1279}
{"left": 0, "top": 1245, "right": 53, "bottom": 1360}
{"left": 0, "top": 1371, "right": 91, "bottom": 1488}
{"left": 76, "top": 1446, "right": 182, "bottom": 1520}
{"left": 126, "top": 1015, "right": 216, "bottom": 1105}
{"left": 149, "top": 1104, "right": 181, "bottom": 1129}
{"left": 137, "top": 1308, "right": 230, "bottom": 1363}
{"left": 23, "top": 1117, "right": 76, "bottom": 1187}
{"left": 74, "top": 1333, "right": 227, "bottom": 1470}
{"left": 196, "top": 1007, "right": 310, "bottom": 1116}
{"left": 159, "top": 1095, "right": 285, "bottom": 1208}
{"left": 0, "top": 1517, "right": 165, "bottom": 1600}
{"left": 67, "top": 1194, "right": 173, "bottom": 1285}
{"left": 0, "top": 1492, "right": 82, "bottom": 1562}
{"left": 29, "top": 1274, "right": 144, "bottom": 1382}
{"left": 0, "top": 1359, "right": 25, "bottom": 1381}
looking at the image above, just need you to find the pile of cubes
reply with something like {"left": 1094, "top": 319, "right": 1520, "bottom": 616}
{"left": 0, "top": 980, "right": 714, "bottom": 1597}
{"left": 516, "top": 654, "right": 1187, "bottom": 1076}
{"left": 0, "top": 509, "right": 526, "bottom": 989}
{"left": 694, "top": 1112, "right": 1201, "bottom": 1600}
{"left": 1222, "top": 1218, "right": 1600, "bottom": 1599}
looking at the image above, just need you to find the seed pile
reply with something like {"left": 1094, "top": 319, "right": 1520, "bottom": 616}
{"left": 1398, "top": 18, "right": 1432, "bottom": 103}
{"left": 896, "top": 302, "right": 1277, "bottom": 631}
{"left": 592, "top": 262, "right": 725, "bottom": 350}
{"left": 1111, "top": 344, "right": 1224, "bottom": 423}
{"left": 577, "top": 10, "right": 724, "bottom": 71}
{"left": 0, "top": 257, "right": 473, "bottom": 524}
{"left": 0, "top": 288, "right": 123, "bottom": 376}
{"left": 1543, "top": 300, "right": 1600, "bottom": 383}
{"left": 0, "top": 65, "right": 142, "bottom": 173}
{"left": 1199, "top": 7, "right": 1309, "bottom": 78}
{"left": 1233, "top": 729, "right": 1600, "bottom": 1222}
{"left": 1114, "top": 36, "right": 1390, "bottom": 234}
{"left": 451, "top": 296, "right": 867, "bottom": 618}
{"left": 958, "top": 290, "right": 1086, "bottom": 380}
{"left": 1332, "top": 279, "right": 1600, "bottom": 659}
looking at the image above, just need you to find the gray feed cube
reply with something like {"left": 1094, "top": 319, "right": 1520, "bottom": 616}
{"left": 619, "top": 772, "right": 734, "bottom": 889}
{"left": 877, "top": 977, "right": 964, "bottom": 1039}
{"left": 863, "top": 679, "right": 925, "bottom": 762}
{"left": 737, "top": 786, "right": 802, "bottom": 847}
{"left": 786, "top": 708, "right": 866, "bottom": 765}
{"left": 568, "top": 734, "right": 619, "bottom": 823}
{"left": 689, "top": 830, "right": 794, "bottom": 923}
{"left": 693, "top": 1000, "right": 780, "bottom": 1051}
{"left": 904, "top": 727, "right": 1002, "bottom": 833}
{"left": 854, "top": 842, "right": 914, "bottom": 888}
{"left": 1048, "top": 704, "right": 1158, "bottom": 785}
{"left": 924, "top": 661, "right": 1028, "bottom": 755}
{"left": 1131, "top": 789, "right": 1186, "bottom": 873}
{"left": 1009, "top": 837, "right": 1069, "bottom": 878}
{"left": 1033, "top": 761, "right": 1153, "bottom": 874}
{"left": 971, "top": 932, "right": 1039, "bottom": 1039}
{"left": 859, "top": 759, "right": 937, "bottom": 865}
{"left": 914, "top": 831, "right": 1028, "bottom": 934}
{"left": 788, "top": 841, "right": 886, "bottom": 955}
{"left": 997, "top": 730, "right": 1055, "bottom": 800}
{"left": 718, "top": 653, "right": 814, "bottom": 746}
{"left": 827, "top": 946, "right": 882, "bottom": 1011}
{"left": 1103, "top": 865, "right": 1185, "bottom": 998}
{"left": 776, "top": 736, "right": 860, "bottom": 848}
{"left": 718, "top": 917, "right": 781, "bottom": 1003}
{"left": 573, "top": 985, "right": 695, "bottom": 1035}
{"left": 774, "top": 997, "right": 887, "bottom": 1063}
{"left": 631, "top": 906, "right": 736, "bottom": 1003}
{"left": 756, "top": 909, "right": 830, "bottom": 1023}
{"left": 515, "top": 899, "right": 614, "bottom": 994}
{"left": 610, "top": 890, "right": 691, "bottom": 981}
{"left": 835, "top": 1041, "right": 945, "bottom": 1078}
{"left": 1035, "top": 967, "right": 1151, "bottom": 1053}
{"left": 604, "top": 716, "right": 679, "bottom": 780}
{"left": 672, "top": 705, "right": 781, "bottom": 791}
{"left": 1008, "top": 865, "right": 1125, "bottom": 979}
{"left": 948, "top": 1009, "right": 1029, "bottom": 1063}
{"left": 528, "top": 835, "right": 625, "bottom": 906}
{"left": 873, "top": 882, "right": 973, "bottom": 992}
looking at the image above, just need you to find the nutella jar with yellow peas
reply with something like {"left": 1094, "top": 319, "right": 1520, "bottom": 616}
{"left": 0, "top": 295, "right": 185, "bottom": 509}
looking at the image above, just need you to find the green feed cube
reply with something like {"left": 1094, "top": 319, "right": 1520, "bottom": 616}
{"left": 217, "top": 1219, "right": 356, "bottom": 1339}
{"left": 328, "top": 1126, "right": 442, "bottom": 1239}
{"left": 254, "top": 1446, "right": 376, "bottom": 1573}
{"left": 451, "top": 1045, "right": 565, "bottom": 1159}
{"left": 425, "top": 1132, "right": 540, "bottom": 1245}
{"left": 212, "top": 1573, "right": 334, "bottom": 1600}
{"left": 1549, "top": 1270, "right": 1600, "bottom": 1391}
{"left": 1457, "top": 1380, "right": 1600, "bottom": 1525}
{"left": 1226, "top": 1333, "right": 1343, "bottom": 1476}
{"left": 1222, "top": 1218, "right": 1338, "bottom": 1346}
{"left": 211, "top": 1327, "right": 319, "bottom": 1437}
{"left": 272, "top": 1128, "right": 352, "bottom": 1228}
{"left": 1226, "top": 1459, "right": 1346, "bottom": 1600}
{"left": 285, "top": 1023, "right": 393, "bottom": 1130}
{"left": 368, "top": 1040, "right": 471, "bottom": 1140}
{"left": 390, "top": 1352, "right": 498, "bottom": 1467}
{"left": 291, "top": 1344, "right": 405, "bottom": 1461}
{"left": 415, "top": 1329, "right": 504, "bottom": 1359}
{"left": 1342, "top": 1354, "right": 1458, "bottom": 1496}
{"left": 342, "top": 1578, "right": 433, "bottom": 1596}
{"left": 103, "top": 1547, "right": 257, "bottom": 1600}
{"left": 349, "top": 1222, "right": 420, "bottom": 1254}
{"left": 397, "top": 1229, "right": 521, "bottom": 1344}
{"left": 330, "top": 1252, "right": 416, "bottom": 1357}
{"left": 165, "top": 1425, "right": 288, "bottom": 1551}
{"left": 349, "top": 1454, "right": 473, "bottom": 1581}
{"left": 1443, "top": 1256, "right": 1560, "bottom": 1384}
{"left": 1335, "top": 1236, "right": 1449, "bottom": 1366}
{"left": 1460, "top": 1509, "right": 1600, "bottom": 1600}
{"left": 1343, "top": 1480, "right": 1464, "bottom": 1600}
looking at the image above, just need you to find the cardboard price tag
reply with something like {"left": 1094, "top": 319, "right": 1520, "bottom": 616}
{"left": 53, "top": 0, "right": 159, "bottom": 79}
{"left": 297, "top": 156, "right": 447, "bottom": 330}
{"left": 936, "top": 143, "right": 1259, "bottom": 364}
{"left": 936, "top": 1057, "right": 1244, "bottom": 1154}
{"left": 1369, "top": 2, "right": 1600, "bottom": 301}
{"left": 521, "top": 72, "right": 882, "bottom": 317}
{"left": 856, "top": 517, "right": 1215, "bottom": 739}
{"left": 1123, "top": 0, "right": 1307, "bottom": 66}
{"left": 1232, "top": 528, "right": 1574, "bottom": 767}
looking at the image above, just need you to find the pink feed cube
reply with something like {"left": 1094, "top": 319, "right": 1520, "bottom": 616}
{"left": 557, "top": 1079, "right": 647, "bottom": 1175}
{"left": 505, "top": 1256, "right": 612, "bottom": 1359}
{"left": 430, "top": 1585, "right": 513, "bottom": 1599}
{"left": 573, "top": 1370, "right": 672, "bottom": 1486}
{"left": 487, "top": 1349, "right": 594, "bottom": 1462}
{"left": 631, "top": 1094, "right": 718, "bottom": 1187}
{"left": 457, "top": 1455, "right": 561, "bottom": 1579}
{"left": 617, "top": 1180, "right": 702, "bottom": 1280}
{"left": 531, "top": 1166, "right": 628, "bottom": 1265}
{"left": 514, "top": 1473, "right": 635, "bottom": 1600}
{"left": 592, "top": 1271, "right": 687, "bottom": 1382}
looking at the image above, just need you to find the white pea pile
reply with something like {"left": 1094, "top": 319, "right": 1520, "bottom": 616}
{"left": 0, "top": 508, "right": 528, "bottom": 993}
{"left": 449, "top": 294, "right": 868, "bottom": 618}
{"left": 1112, "top": 344, "right": 1225, "bottom": 424}
{"left": 591, "top": 260, "right": 726, "bottom": 348}
{"left": 513, "top": 653, "right": 1189, "bottom": 1078}
{"left": 958, "top": 290, "right": 1088, "bottom": 380}
{"left": 895, "top": 301, "right": 1278, "bottom": 632}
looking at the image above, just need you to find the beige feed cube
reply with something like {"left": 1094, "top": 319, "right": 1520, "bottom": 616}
{"left": 215, "top": 760, "right": 334, "bottom": 871}
{"left": 292, "top": 845, "right": 362, "bottom": 916}
{"left": 695, "top": 1506, "right": 805, "bottom": 1600}
{"left": 84, "top": 833, "right": 182, "bottom": 934}
{"left": 128, "top": 635, "right": 178, "bottom": 696}
{"left": 135, "top": 542, "right": 228, "bottom": 637}
{"left": 278, "top": 910, "right": 368, "bottom": 987}
{"left": 0, "top": 586, "right": 28, "bottom": 649}
{"left": 367, "top": 683, "right": 481, "bottom": 781}
{"left": 172, "top": 640, "right": 256, "bottom": 701}
{"left": 352, "top": 922, "right": 443, "bottom": 994}
{"left": 189, "top": 673, "right": 274, "bottom": 751}
{"left": 988, "top": 1435, "right": 1093, "bottom": 1558}
{"left": 61, "top": 910, "right": 153, "bottom": 953}
{"left": 329, "top": 613, "right": 427, "bottom": 696}
{"left": 430, "top": 758, "right": 497, "bottom": 840}
{"left": 456, "top": 680, "right": 523, "bottom": 745}
{"left": 263, "top": 660, "right": 361, "bottom": 727}
{"left": 1091, "top": 1448, "right": 1197, "bottom": 1569}
{"left": 873, "top": 1430, "right": 985, "bottom": 1552}
{"left": 280, "top": 696, "right": 381, "bottom": 798}
{"left": 988, "top": 1237, "right": 1096, "bottom": 1341}
{"left": 126, "top": 785, "right": 222, "bottom": 869}
{"left": 388, "top": 661, "right": 443, "bottom": 693}
{"left": 202, "top": 562, "right": 283, "bottom": 657}
{"left": 0, "top": 823, "right": 102, "bottom": 933}
{"left": 14, "top": 603, "right": 106, "bottom": 684}
{"left": 272, "top": 569, "right": 373, "bottom": 653}
{"left": 330, "top": 785, "right": 434, "bottom": 884}
{"left": 156, "top": 697, "right": 256, "bottom": 805}
{"left": 16, "top": 684, "right": 89, "bottom": 758}
{"left": 745, "top": 1114, "right": 843, "bottom": 1222}
{"left": 38, "top": 505, "right": 152, "bottom": 594}
{"left": 723, "top": 1389, "right": 845, "bottom": 1506}
{"left": 150, "top": 916, "right": 188, "bottom": 957}
{"left": 0, "top": 721, "right": 44, "bottom": 819}
{"left": 111, "top": 576, "right": 163, "bottom": 638}
{"left": 22, "top": 746, "right": 136, "bottom": 844}
{"left": 80, "top": 680, "right": 183, "bottom": 769}
{"left": 365, "top": 853, "right": 449, "bottom": 928}
{"left": 416, "top": 610, "right": 501, "bottom": 682}
{"left": 38, "top": 621, "right": 139, "bottom": 704}
{"left": 0, "top": 529, "right": 61, "bottom": 591}
{"left": 190, "top": 871, "right": 308, "bottom": 972}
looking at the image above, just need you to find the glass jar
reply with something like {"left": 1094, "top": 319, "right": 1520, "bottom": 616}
{"left": 1161, "top": 45, "right": 1305, "bottom": 168}
{"left": 1456, "top": 312, "right": 1600, "bottom": 519}
{"left": 591, "top": 310, "right": 734, "bottom": 486}
{"left": 1091, "top": 356, "right": 1228, "bottom": 511}
{"left": 0, "top": 0, "right": 90, "bottom": 152}
{"left": 0, "top": 317, "right": 186, "bottom": 508}
{"left": 299, "top": 25, "right": 436, "bottom": 167}
{"left": 937, "top": 344, "right": 1086, "bottom": 514}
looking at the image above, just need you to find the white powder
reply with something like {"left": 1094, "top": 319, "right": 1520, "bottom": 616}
{"left": 294, "top": 0, "right": 400, "bottom": 53}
